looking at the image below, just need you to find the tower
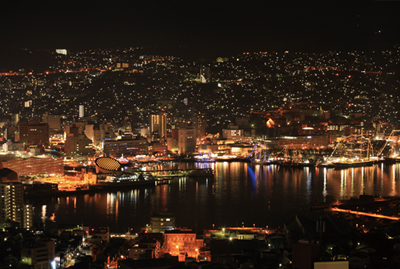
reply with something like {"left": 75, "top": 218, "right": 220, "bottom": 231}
{"left": 79, "top": 105, "right": 84, "bottom": 118}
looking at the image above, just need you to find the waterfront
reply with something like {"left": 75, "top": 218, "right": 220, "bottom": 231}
{"left": 31, "top": 161, "right": 400, "bottom": 233}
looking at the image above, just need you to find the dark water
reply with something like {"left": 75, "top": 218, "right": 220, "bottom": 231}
{"left": 32, "top": 162, "right": 400, "bottom": 233}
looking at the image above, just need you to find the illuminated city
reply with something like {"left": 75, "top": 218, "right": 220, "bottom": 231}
{"left": 1, "top": 1, "right": 400, "bottom": 269}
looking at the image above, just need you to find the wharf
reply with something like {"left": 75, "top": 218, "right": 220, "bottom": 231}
{"left": 24, "top": 168, "right": 214, "bottom": 199}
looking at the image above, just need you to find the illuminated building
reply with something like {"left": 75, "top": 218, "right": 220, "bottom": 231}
{"left": 23, "top": 204, "right": 33, "bottom": 230}
{"left": 55, "top": 49, "right": 67, "bottom": 55}
{"left": 265, "top": 135, "right": 329, "bottom": 149}
{"left": 0, "top": 161, "right": 24, "bottom": 226}
{"left": 79, "top": 105, "right": 84, "bottom": 118}
{"left": 103, "top": 138, "right": 148, "bottom": 156}
{"left": 18, "top": 120, "right": 50, "bottom": 146}
{"left": 2, "top": 156, "right": 64, "bottom": 176}
{"left": 163, "top": 230, "right": 204, "bottom": 262}
{"left": 21, "top": 239, "right": 56, "bottom": 269}
{"left": 150, "top": 112, "right": 167, "bottom": 140}
{"left": 222, "top": 125, "right": 244, "bottom": 141}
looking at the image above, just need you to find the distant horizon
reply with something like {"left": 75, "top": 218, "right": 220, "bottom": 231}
{"left": 1, "top": 40, "right": 399, "bottom": 72}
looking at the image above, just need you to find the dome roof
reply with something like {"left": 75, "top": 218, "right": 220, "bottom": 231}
{"left": 95, "top": 157, "right": 121, "bottom": 173}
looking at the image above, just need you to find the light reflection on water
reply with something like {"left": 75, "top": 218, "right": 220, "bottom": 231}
{"left": 32, "top": 162, "right": 400, "bottom": 233}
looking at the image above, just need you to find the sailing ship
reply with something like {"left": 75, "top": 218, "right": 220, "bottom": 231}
{"left": 248, "top": 143, "right": 271, "bottom": 165}
{"left": 328, "top": 135, "right": 374, "bottom": 169}
{"left": 280, "top": 147, "right": 315, "bottom": 168}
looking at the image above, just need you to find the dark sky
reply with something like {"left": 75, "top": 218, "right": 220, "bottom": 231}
{"left": 1, "top": 0, "right": 400, "bottom": 56}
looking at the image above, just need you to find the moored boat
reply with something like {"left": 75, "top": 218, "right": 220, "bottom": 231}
{"left": 333, "top": 159, "right": 374, "bottom": 169}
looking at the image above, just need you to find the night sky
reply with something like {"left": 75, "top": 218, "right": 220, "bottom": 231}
{"left": 1, "top": 1, "right": 399, "bottom": 57}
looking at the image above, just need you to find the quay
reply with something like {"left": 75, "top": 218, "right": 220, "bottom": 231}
{"left": 23, "top": 167, "right": 214, "bottom": 199}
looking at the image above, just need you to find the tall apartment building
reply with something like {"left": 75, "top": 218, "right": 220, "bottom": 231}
{"left": 150, "top": 112, "right": 167, "bottom": 140}
{"left": 0, "top": 162, "right": 24, "bottom": 227}
{"left": 23, "top": 204, "right": 33, "bottom": 230}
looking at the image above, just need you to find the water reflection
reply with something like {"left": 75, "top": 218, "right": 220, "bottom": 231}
{"left": 33, "top": 162, "right": 400, "bottom": 233}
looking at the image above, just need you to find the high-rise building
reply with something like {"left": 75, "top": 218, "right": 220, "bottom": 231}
{"left": 23, "top": 204, "right": 33, "bottom": 230}
{"left": 0, "top": 161, "right": 24, "bottom": 227}
{"left": 150, "top": 112, "right": 167, "bottom": 140}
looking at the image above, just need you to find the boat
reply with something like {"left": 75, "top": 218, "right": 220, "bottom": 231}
{"left": 89, "top": 173, "right": 156, "bottom": 190}
{"left": 248, "top": 143, "right": 271, "bottom": 165}
{"left": 328, "top": 135, "right": 376, "bottom": 169}
{"left": 194, "top": 155, "right": 215, "bottom": 163}
{"left": 279, "top": 148, "right": 315, "bottom": 168}
{"left": 384, "top": 156, "right": 400, "bottom": 164}
{"left": 316, "top": 162, "right": 335, "bottom": 169}
{"left": 188, "top": 168, "right": 214, "bottom": 178}
{"left": 251, "top": 159, "right": 269, "bottom": 165}
{"left": 332, "top": 159, "right": 374, "bottom": 169}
